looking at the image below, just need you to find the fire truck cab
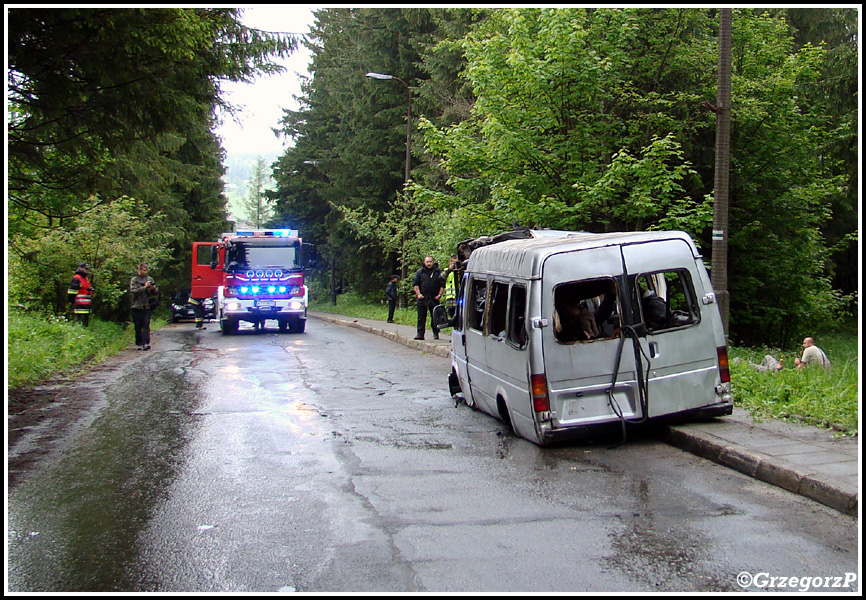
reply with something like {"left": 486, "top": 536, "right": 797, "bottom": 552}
{"left": 192, "top": 229, "right": 312, "bottom": 334}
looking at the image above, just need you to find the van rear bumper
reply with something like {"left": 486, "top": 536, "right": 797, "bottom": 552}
{"left": 537, "top": 399, "right": 733, "bottom": 445}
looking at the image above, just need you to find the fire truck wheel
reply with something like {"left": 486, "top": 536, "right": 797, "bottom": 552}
{"left": 220, "top": 317, "right": 238, "bottom": 335}
{"left": 290, "top": 317, "right": 306, "bottom": 333}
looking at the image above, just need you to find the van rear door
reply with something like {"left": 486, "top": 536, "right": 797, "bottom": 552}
{"left": 540, "top": 246, "right": 643, "bottom": 427}
{"left": 620, "top": 238, "right": 720, "bottom": 417}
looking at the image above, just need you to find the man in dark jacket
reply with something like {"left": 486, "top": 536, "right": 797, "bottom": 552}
{"left": 412, "top": 256, "right": 443, "bottom": 340}
{"left": 385, "top": 274, "right": 399, "bottom": 323}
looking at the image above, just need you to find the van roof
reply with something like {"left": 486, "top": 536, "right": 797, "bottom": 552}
{"left": 466, "top": 230, "right": 701, "bottom": 279}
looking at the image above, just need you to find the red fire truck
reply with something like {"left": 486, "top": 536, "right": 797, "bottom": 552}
{"left": 192, "top": 229, "right": 314, "bottom": 334}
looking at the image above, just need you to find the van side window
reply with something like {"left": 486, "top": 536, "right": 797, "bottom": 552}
{"left": 489, "top": 282, "right": 508, "bottom": 336}
{"left": 508, "top": 284, "right": 527, "bottom": 348}
{"left": 637, "top": 270, "right": 699, "bottom": 332}
{"left": 468, "top": 278, "right": 487, "bottom": 332}
{"left": 553, "top": 278, "right": 620, "bottom": 343}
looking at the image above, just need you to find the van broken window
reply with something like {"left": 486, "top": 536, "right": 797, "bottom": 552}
{"left": 553, "top": 278, "right": 620, "bottom": 343}
{"left": 636, "top": 270, "right": 699, "bottom": 332}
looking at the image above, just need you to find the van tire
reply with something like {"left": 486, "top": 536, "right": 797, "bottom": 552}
{"left": 497, "top": 396, "right": 513, "bottom": 432}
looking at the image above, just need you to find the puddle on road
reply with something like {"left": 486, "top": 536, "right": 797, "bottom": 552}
{"left": 7, "top": 354, "right": 206, "bottom": 592}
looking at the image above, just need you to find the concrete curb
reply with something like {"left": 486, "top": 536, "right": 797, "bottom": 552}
{"left": 659, "top": 426, "right": 858, "bottom": 517}
{"left": 312, "top": 312, "right": 451, "bottom": 359}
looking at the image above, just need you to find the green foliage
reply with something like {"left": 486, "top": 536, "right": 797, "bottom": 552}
{"left": 9, "top": 198, "right": 174, "bottom": 320}
{"left": 723, "top": 9, "right": 846, "bottom": 345}
{"left": 7, "top": 310, "right": 135, "bottom": 389}
{"left": 415, "top": 8, "right": 718, "bottom": 239}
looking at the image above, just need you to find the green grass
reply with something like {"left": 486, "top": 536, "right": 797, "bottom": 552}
{"left": 729, "top": 323, "right": 859, "bottom": 435}
{"left": 7, "top": 308, "right": 167, "bottom": 390}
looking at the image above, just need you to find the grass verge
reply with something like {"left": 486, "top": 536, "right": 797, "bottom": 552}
{"left": 7, "top": 308, "right": 167, "bottom": 390}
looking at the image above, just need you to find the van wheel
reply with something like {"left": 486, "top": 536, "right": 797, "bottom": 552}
{"left": 497, "top": 396, "right": 513, "bottom": 432}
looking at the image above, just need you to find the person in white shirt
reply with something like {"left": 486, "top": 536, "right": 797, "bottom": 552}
{"left": 795, "top": 337, "right": 831, "bottom": 372}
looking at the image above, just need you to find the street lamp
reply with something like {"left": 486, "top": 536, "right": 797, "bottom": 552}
{"left": 365, "top": 72, "right": 412, "bottom": 186}
{"left": 366, "top": 72, "right": 413, "bottom": 306}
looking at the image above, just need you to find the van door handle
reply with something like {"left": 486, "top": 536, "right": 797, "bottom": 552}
{"left": 649, "top": 341, "right": 660, "bottom": 358}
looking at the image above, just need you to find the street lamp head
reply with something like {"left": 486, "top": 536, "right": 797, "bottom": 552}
{"left": 365, "top": 72, "right": 394, "bottom": 80}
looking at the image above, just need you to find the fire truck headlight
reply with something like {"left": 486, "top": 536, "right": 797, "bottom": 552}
{"left": 226, "top": 301, "right": 242, "bottom": 311}
{"left": 289, "top": 301, "right": 304, "bottom": 310}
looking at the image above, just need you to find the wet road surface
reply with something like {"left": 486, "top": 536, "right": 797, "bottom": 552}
{"left": 6, "top": 319, "right": 859, "bottom": 592}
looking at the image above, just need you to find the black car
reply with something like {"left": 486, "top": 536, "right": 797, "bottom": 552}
{"left": 171, "top": 290, "right": 216, "bottom": 323}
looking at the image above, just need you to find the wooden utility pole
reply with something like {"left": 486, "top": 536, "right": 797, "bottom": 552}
{"left": 711, "top": 8, "right": 732, "bottom": 334}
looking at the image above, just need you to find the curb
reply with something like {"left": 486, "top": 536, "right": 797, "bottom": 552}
{"left": 311, "top": 312, "right": 451, "bottom": 359}
{"left": 659, "top": 426, "right": 857, "bottom": 517}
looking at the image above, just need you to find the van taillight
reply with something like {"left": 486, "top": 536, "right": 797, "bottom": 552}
{"left": 531, "top": 374, "right": 550, "bottom": 412}
{"left": 717, "top": 347, "right": 731, "bottom": 383}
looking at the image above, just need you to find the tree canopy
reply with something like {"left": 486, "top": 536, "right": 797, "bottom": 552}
{"left": 7, "top": 7, "right": 857, "bottom": 347}
{"left": 271, "top": 7, "right": 857, "bottom": 346}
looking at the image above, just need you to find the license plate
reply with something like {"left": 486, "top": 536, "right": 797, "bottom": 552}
{"left": 255, "top": 299, "right": 275, "bottom": 307}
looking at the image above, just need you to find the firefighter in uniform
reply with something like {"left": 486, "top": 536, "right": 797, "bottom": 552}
{"left": 189, "top": 295, "right": 207, "bottom": 330}
{"left": 67, "top": 263, "right": 94, "bottom": 327}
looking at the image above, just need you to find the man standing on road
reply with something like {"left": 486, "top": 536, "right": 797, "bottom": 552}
{"left": 412, "top": 256, "right": 443, "bottom": 340}
{"left": 130, "top": 263, "right": 158, "bottom": 350}
{"left": 385, "top": 274, "right": 399, "bottom": 323}
{"left": 67, "top": 262, "right": 94, "bottom": 327}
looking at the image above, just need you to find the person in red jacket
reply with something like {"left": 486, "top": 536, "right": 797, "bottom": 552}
{"left": 67, "top": 263, "right": 94, "bottom": 327}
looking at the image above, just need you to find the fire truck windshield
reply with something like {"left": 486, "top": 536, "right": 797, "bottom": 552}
{"left": 226, "top": 242, "right": 300, "bottom": 270}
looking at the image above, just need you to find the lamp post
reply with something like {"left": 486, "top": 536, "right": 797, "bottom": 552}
{"left": 365, "top": 72, "right": 412, "bottom": 186}
{"left": 366, "top": 72, "right": 413, "bottom": 307}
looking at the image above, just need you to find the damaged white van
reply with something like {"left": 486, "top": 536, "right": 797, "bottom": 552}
{"left": 440, "top": 230, "right": 733, "bottom": 445}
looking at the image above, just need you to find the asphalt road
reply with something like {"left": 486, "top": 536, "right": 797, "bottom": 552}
{"left": 6, "top": 319, "right": 859, "bottom": 592}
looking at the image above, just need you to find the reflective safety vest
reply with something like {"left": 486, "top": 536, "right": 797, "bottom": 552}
{"left": 68, "top": 273, "right": 93, "bottom": 314}
{"left": 442, "top": 270, "right": 458, "bottom": 308}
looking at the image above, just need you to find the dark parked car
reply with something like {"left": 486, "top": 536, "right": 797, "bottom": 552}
{"left": 171, "top": 290, "right": 215, "bottom": 323}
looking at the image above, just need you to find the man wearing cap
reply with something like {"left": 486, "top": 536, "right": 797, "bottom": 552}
{"left": 67, "top": 263, "right": 94, "bottom": 327}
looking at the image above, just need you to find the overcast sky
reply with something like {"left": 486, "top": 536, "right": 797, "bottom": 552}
{"left": 215, "top": 7, "right": 316, "bottom": 156}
